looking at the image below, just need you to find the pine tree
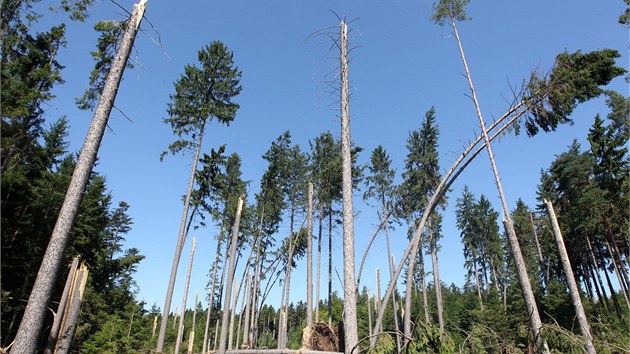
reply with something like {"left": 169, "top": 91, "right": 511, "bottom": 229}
{"left": 157, "top": 40, "right": 242, "bottom": 352}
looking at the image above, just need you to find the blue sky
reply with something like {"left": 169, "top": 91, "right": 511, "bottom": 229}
{"left": 40, "top": 0, "right": 627, "bottom": 312}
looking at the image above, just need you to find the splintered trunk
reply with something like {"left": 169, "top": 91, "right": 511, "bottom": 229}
{"left": 450, "top": 16, "right": 548, "bottom": 353}
{"left": 44, "top": 258, "right": 79, "bottom": 354}
{"left": 218, "top": 197, "right": 244, "bottom": 354}
{"left": 339, "top": 20, "right": 359, "bottom": 353}
{"left": 175, "top": 238, "right": 197, "bottom": 354}
{"left": 12, "top": 3, "right": 147, "bottom": 353}
{"left": 545, "top": 200, "right": 595, "bottom": 354}
{"left": 54, "top": 264, "right": 89, "bottom": 354}
{"left": 306, "top": 182, "right": 314, "bottom": 326}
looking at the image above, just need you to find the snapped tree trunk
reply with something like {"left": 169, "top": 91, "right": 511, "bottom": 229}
{"left": 10, "top": 3, "right": 146, "bottom": 352}
{"left": 44, "top": 257, "right": 79, "bottom": 354}
{"left": 339, "top": 20, "right": 359, "bottom": 354}
{"left": 174, "top": 238, "right": 197, "bottom": 354}
{"left": 218, "top": 197, "right": 244, "bottom": 353}
{"left": 54, "top": 263, "right": 88, "bottom": 354}
{"left": 544, "top": 200, "right": 595, "bottom": 354}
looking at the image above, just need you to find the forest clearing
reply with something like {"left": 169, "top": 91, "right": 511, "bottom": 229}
{"left": 2, "top": 0, "right": 628, "bottom": 353}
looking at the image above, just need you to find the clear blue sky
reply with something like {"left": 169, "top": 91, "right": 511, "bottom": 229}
{"left": 40, "top": 0, "right": 627, "bottom": 312}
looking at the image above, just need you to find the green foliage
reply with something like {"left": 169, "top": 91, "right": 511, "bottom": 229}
{"left": 404, "top": 321, "right": 455, "bottom": 353}
{"left": 431, "top": 0, "right": 471, "bottom": 25}
{"left": 620, "top": 0, "right": 630, "bottom": 26}
{"left": 161, "top": 41, "right": 242, "bottom": 160}
{"left": 523, "top": 49, "right": 627, "bottom": 136}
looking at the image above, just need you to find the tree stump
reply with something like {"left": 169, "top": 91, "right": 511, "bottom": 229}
{"left": 301, "top": 322, "right": 339, "bottom": 352}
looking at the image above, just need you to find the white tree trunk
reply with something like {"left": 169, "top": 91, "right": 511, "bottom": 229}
{"left": 175, "top": 238, "right": 197, "bottom": 354}
{"left": 306, "top": 182, "right": 314, "bottom": 326}
{"left": 218, "top": 197, "right": 244, "bottom": 353}
{"left": 11, "top": 3, "right": 146, "bottom": 352}
{"left": 339, "top": 20, "right": 359, "bottom": 354}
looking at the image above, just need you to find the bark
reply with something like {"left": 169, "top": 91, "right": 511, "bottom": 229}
{"left": 450, "top": 17, "right": 548, "bottom": 353}
{"left": 175, "top": 238, "right": 197, "bottom": 354}
{"left": 375, "top": 268, "right": 382, "bottom": 333}
{"left": 10, "top": 3, "right": 146, "bottom": 352}
{"left": 473, "top": 256, "right": 484, "bottom": 310}
{"left": 367, "top": 293, "right": 373, "bottom": 339}
{"left": 429, "top": 225, "right": 444, "bottom": 333}
{"left": 228, "top": 278, "right": 239, "bottom": 350}
{"left": 529, "top": 213, "right": 548, "bottom": 286}
{"left": 600, "top": 212, "right": 630, "bottom": 295}
{"left": 189, "top": 291, "right": 198, "bottom": 354}
{"left": 604, "top": 237, "right": 630, "bottom": 310}
{"left": 587, "top": 236, "right": 610, "bottom": 312}
{"left": 242, "top": 273, "right": 253, "bottom": 348}
{"left": 307, "top": 182, "right": 314, "bottom": 326}
{"left": 544, "top": 200, "right": 595, "bottom": 354}
{"left": 339, "top": 20, "right": 359, "bottom": 354}
{"left": 327, "top": 210, "right": 333, "bottom": 327}
{"left": 44, "top": 257, "right": 79, "bottom": 354}
{"left": 218, "top": 197, "right": 244, "bottom": 353}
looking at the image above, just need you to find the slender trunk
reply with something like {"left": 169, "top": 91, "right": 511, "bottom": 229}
{"left": 44, "top": 258, "right": 79, "bottom": 354}
{"left": 604, "top": 237, "right": 630, "bottom": 310}
{"left": 327, "top": 209, "right": 333, "bottom": 327}
{"left": 11, "top": 3, "right": 146, "bottom": 352}
{"left": 306, "top": 182, "right": 314, "bottom": 326}
{"left": 600, "top": 212, "right": 630, "bottom": 294}
{"left": 189, "top": 291, "right": 198, "bottom": 354}
{"left": 218, "top": 197, "right": 244, "bottom": 353}
{"left": 420, "top": 245, "right": 430, "bottom": 324}
{"left": 375, "top": 268, "right": 382, "bottom": 333}
{"left": 279, "top": 205, "right": 297, "bottom": 349}
{"left": 242, "top": 273, "right": 253, "bottom": 348}
{"left": 175, "top": 238, "right": 197, "bottom": 354}
{"left": 451, "top": 17, "right": 548, "bottom": 353}
{"left": 367, "top": 293, "right": 373, "bottom": 339}
{"left": 544, "top": 200, "right": 595, "bottom": 354}
{"left": 430, "top": 232, "right": 444, "bottom": 333}
{"left": 173, "top": 307, "right": 179, "bottom": 329}
{"left": 473, "top": 256, "right": 484, "bottom": 310}
{"left": 530, "top": 213, "right": 548, "bottom": 286}
{"left": 404, "top": 230, "right": 421, "bottom": 343}
{"left": 202, "top": 241, "right": 222, "bottom": 354}
{"left": 339, "top": 20, "right": 359, "bottom": 353}
{"left": 587, "top": 236, "right": 610, "bottom": 312}
{"left": 383, "top": 206, "right": 402, "bottom": 352}
{"left": 490, "top": 256, "right": 500, "bottom": 293}
{"left": 602, "top": 259, "right": 623, "bottom": 319}
{"left": 316, "top": 202, "right": 323, "bottom": 323}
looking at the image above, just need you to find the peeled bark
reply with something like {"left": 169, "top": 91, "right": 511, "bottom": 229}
{"left": 44, "top": 257, "right": 79, "bottom": 354}
{"left": 339, "top": 20, "right": 359, "bottom": 354}
{"left": 218, "top": 197, "right": 244, "bottom": 353}
{"left": 54, "top": 264, "right": 88, "bottom": 354}
{"left": 544, "top": 200, "right": 595, "bottom": 354}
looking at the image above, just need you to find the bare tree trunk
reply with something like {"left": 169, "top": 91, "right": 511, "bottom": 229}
{"left": 544, "top": 200, "right": 595, "bottom": 354}
{"left": 339, "top": 20, "right": 359, "bottom": 354}
{"left": 450, "top": 17, "right": 548, "bottom": 353}
{"left": 428, "top": 221, "right": 444, "bottom": 333}
{"left": 367, "top": 292, "right": 373, "bottom": 339}
{"left": 44, "top": 257, "right": 79, "bottom": 354}
{"left": 375, "top": 268, "right": 382, "bottom": 333}
{"left": 473, "top": 257, "right": 484, "bottom": 311}
{"left": 175, "top": 238, "right": 197, "bottom": 354}
{"left": 218, "top": 197, "right": 244, "bottom": 353}
{"left": 228, "top": 278, "right": 239, "bottom": 350}
{"left": 54, "top": 263, "right": 88, "bottom": 354}
{"left": 587, "top": 236, "right": 610, "bottom": 312}
{"left": 157, "top": 101, "right": 207, "bottom": 352}
{"left": 328, "top": 210, "right": 333, "bottom": 327}
{"left": 530, "top": 213, "right": 548, "bottom": 286}
{"left": 188, "top": 291, "right": 198, "bottom": 354}
{"left": 316, "top": 202, "right": 323, "bottom": 324}
{"left": 307, "top": 182, "right": 314, "bottom": 326}
{"left": 604, "top": 237, "right": 630, "bottom": 310}
{"left": 420, "top": 246, "right": 430, "bottom": 324}
{"left": 11, "top": 3, "right": 146, "bottom": 352}
{"left": 202, "top": 247, "right": 221, "bottom": 354}
{"left": 242, "top": 273, "right": 253, "bottom": 348}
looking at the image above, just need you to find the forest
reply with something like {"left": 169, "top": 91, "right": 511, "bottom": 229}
{"left": 1, "top": 0, "right": 629, "bottom": 353}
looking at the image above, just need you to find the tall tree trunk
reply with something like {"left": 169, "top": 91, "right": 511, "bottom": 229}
{"left": 367, "top": 293, "right": 373, "bottom": 339}
{"left": 242, "top": 273, "right": 253, "bottom": 348}
{"left": 11, "top": 3, "right": 146, "bottom": 352}
{"left": 175, "top": 238, "right": 197, "bottom": 354}
{"left": 227, "top": 278, "right": 239, "bottom": 350}
{"left": 600, "top": 212, "right": 630, "bottom": 295}
{"left": 306, "top": 182, "right": 314, "bottom": 326}
{"left": 157, "top": 103, "right": 207, "bottom": 352}
{"left": 218, "top": 197, "right": 244, "bottom": 353}
{"left": 420, "top": 251, "right": 430, "bottom": 324}
{"left": 450, "top": 17, "right": 548, "bottom": 353}
{"left": 602, "top": 258, "right": 624, "bottom": 319}
{"left": 188, "top": 291, "right": 198, "bottom": 354}
{"left": 544, "top": 200, "right": 595, "bottom": 354}
{"left": 530, "top": 213, "right": 548, "bottom": 286}
{"left": 473, "top": 256, "right": 484, "bottom": 311}
{"left": 604, "top": 237, "right": 630, "bottom": 309}
{"left": 316, "top": 202, "right": 323, "bottom": 323}
{"left": 327, "top": 209, "right": 333, "bottom": 327}
{"left": 375, "top": 268, "right": 382, "bottom": 333}
{"left": 339, "top": 20, "right": 359, "bottom": 353}
{"left": 428, "top": 221, "right": 444, "bottom": 333}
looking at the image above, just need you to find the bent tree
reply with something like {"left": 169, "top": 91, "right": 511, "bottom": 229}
{"left": 156, "top": 41, "right": 242, "bottom": 352}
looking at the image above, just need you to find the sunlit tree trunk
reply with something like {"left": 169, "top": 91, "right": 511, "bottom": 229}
{"left": 306, "top": 182, "right": 314, "bottom": 326}
{"left": 11, "top": 3, "right": 146, "bottom": 352}
{"left": 175, "top": 238, "right": 197, "bottom": 354}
